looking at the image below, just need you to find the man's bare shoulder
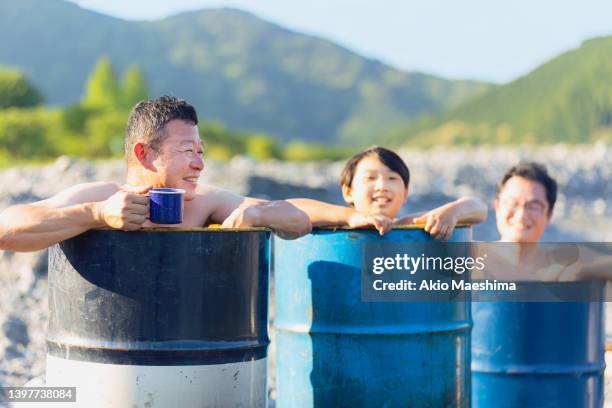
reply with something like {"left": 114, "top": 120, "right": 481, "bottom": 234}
{"left": 194, "top": 183, "right": 244, "bottom": 200}
{"left": 191, "top": 184, "right": 246, "bottom": 224}
{"left": 33, "top": 181, "right": 120, "bottom": 208}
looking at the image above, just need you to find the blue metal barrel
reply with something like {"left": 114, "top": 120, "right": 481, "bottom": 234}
{"left": 273, "top": 227, "right": 472, "bottom": 407}
{"left": 472, "top": 300, "right": 605, "bottom": 408}
{"left": 46, "top": 228, "right": 270, "bottom": 407}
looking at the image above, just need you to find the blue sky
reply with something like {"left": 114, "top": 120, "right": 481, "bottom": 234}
{"left": 70, "top": 0, "right": 612, "bottom": 83}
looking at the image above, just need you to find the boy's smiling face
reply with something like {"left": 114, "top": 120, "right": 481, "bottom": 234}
{"left": 342, "top": 155, "right": 408, "bottom": 219}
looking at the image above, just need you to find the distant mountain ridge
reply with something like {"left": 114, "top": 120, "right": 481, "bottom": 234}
{"left": 386, "top": 36, "right": 612, "bottom": 145}
{"left": 0, "top": 0, "right": 488, "bottom": 145}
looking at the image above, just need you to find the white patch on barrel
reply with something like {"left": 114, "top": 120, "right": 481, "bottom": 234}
{"left": 45, "top": 355, "right": 267, "bottom": 407}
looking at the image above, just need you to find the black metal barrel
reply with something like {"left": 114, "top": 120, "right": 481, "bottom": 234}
{"left": 46, "top": 228, "right": 270, "bottom": 407}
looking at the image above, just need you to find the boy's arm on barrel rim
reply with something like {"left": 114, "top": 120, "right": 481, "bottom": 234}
{"left": 396, "top": 197, "right": 488, "bottom": 226}
{"left": 394, "top": 197, "right": 487, "bottom": 240}
{"left": 286, "top": 198, "right": 393, "bottom": 235}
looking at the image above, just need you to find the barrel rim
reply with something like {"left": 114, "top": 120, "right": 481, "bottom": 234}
{"left": 94, "top": 226, "right": 272, "bottom": 232}
{"left": 314, "top": 224, "right": 472, "bottom": 231}
{"left": 94, "top": 224, "right": 472, "bottom": 233}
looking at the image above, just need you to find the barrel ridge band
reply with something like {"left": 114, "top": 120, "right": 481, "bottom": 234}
{"left": 274, "top": 321, "right": 472, "bottom": 335}
{"left": 47, "top": 341, "right": 267, "bottom": 366}
{"left": 472, "top": 361, "right": 606, "bottom": 374}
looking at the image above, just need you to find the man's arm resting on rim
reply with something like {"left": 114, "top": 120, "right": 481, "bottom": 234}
{"left": 285, "top": 198, "right": 355, "bottom": 226}
{"left": 0, "top": 181, "right": 143, "bottom": 252}
{"left": 205, "top": 187, "right": 311, "bottom": 239}
{"left": 244, "top": 199, "right": 312, "bottom": 239}
{"left": 0, "top": 202, "right": 105, "bottom": 252}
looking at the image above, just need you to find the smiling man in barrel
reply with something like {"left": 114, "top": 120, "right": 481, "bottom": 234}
{"left": 488, "top": 161, "right": 611, "bottom": 281}
{"left": 494, "top": 161, "right": 557, "bottom": 243}
{"left": 0, "top": 95, "right": 312, "bottom": 252}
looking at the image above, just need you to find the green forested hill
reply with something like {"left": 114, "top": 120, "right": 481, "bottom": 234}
{"left": 0, "top": 0, "right": 488, "bottom": 145}
{"left": 386, "top": 36, "right": 612, "bottom": 146}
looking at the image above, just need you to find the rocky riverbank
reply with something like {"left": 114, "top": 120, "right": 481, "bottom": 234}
{"left": 0, "top": 144, "right": 610, "bottom": 399}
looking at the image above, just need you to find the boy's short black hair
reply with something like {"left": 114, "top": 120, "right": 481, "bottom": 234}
{"left": 125, "top": 95, "right": 198, "bottom": 159}
{"left": 496, "top": 161, "right": 557, "bottom": 216}
{"left": 341, "top": 146, "right": 410, "bottom": 188}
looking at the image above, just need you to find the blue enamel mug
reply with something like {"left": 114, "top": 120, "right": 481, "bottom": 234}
{"left": 149, "top": 188, "right": 185, "bottom": 224}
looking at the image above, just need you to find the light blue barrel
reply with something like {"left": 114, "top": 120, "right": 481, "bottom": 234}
{"left": 472, "top": 300, "right": 605, "bottom": 408}
{"left": 273, "top": 227, "right": 472, "bottom": 407}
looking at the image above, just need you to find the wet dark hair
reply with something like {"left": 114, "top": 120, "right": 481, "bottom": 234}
{"left": 496, "top": 162, "right": 557, "bottom": 216}
{"left": 340, "top": 146, "right": 410, "bottom": 189}
{"left": 125, "top": 95, "right": 198, "bottom": 158}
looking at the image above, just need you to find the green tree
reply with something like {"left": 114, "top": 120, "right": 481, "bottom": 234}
{"left": 283, "top": 141, "right": 350, "bottom": 162}
{"left": 84, "top": 111, "right": 126, "bottom": 157}
{"left": 61, "top": 104, "right": 95, "bottom": 133}
{"left": 0, "top": 68, "right": 43, "bottom": 109}
{"left": 0, "top": 108, "right": 60, "bottom": 158}
{"left": 246, "top": 135, "right": 281, "bottom": 160}
{"left": 82, "top": 57, "right": 120, "bottom": 110}
{"left": 205, "top": 143, "right": 234, "bottom": 161}
{"left": 120, "top": 65, "right": 149, "bottom": 109}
